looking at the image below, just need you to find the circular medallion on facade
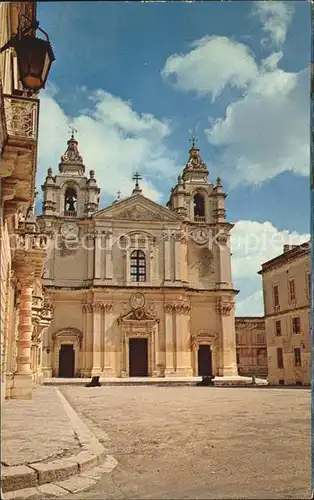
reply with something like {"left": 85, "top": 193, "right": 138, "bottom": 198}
{"left": 192, "top": 228, "right": 208, "bottom": 245}
{"left": 61, "top": 222, "right": 79, "bottom": 239}
{"left": 131, "top": 291, "right": 146, "bottom": 310}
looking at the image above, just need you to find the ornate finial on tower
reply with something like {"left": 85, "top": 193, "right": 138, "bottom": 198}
{"left": 189, "top": 130, "right": 198, "bottom": 149}
{"left": 182, "top": 134, "right": 209, "bottom": 182}
{"left": 216, "top": 176, "right": 222, "bottom": 186}
{"left": 59, "top": 126, "right": 85, "bottom": 175}
{"left": 47, "top": 167, "right": 53, "bottom": 178}
{"left": 117, "top": 190, "right": 121, "bottom": 200}
{"left": 69, "top": 125, "right": 78, "bottom": 139}
{"left": 90, "top": 170, "right": 95, "bottom": 179}
{"left": 132, "top": 172, "right": 142, "bottom": 194}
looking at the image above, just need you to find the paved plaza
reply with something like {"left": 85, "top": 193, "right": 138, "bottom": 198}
{"left": 57, "top": 386, "right": 310, "bottom": 499}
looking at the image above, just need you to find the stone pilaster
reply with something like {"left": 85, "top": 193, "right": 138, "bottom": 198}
{"left": 104, "top": 231, "right": 113, "bottom": 280}
{"left": 174, "top": 233, "right": 181, "bottom": 282}
{"left": 180, "top": 233, "right": 188, "bottom": 283}
{"left": 94, "top": 231, "right": 102, "bottom": 279}
{"left": 86, "top": 234, "right": 94, "bottom": 280}
{"left": 82, "top": 303, "right": 93, "bottom": 377}
{"left": 217, "top": 299, "right": 238, "bottom": 376}
{"left": 103, "top": 303, "right": 115, "bottom": 375}
{"left": 163, "top": 233, "right": 171, "bottom": 282}
{"left": 91, "top": 303, "right": 102, "bottom": 376}
{"left": 164, "top": 304, "right": 175, "bottom": 375}
{"left": 216, "top": 231, "right": 232, "bottom": 286}
{"left": 175, "top": 304, "right": 192, "bottom": 376}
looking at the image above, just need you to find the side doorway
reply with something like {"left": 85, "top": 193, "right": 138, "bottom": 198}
{"left": 58, "top": 344, "right": 75, "bottom": 378}
{"left": 198, "top": 345, "right": 213, "bottom": 377}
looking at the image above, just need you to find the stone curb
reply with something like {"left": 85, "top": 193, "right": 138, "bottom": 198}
{"left": 1, "top": 389, "right": 108, "bottom": 494}
{"left": 2, "top": 456, "right": 118, "bottom": 500}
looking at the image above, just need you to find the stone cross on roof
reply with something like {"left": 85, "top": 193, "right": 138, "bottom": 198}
{"left": 132, "top": 172, "right": 142, "bottom": 194}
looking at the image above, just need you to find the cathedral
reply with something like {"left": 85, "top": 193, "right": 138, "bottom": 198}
{"left": 38, "top": 132, "right": 239, "bottom": 379}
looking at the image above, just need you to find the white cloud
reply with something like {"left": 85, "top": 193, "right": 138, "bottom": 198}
{"left": 162, "top": 23, "right": 308, "bottom": 186}
{"left": 161, "top": 36, "right": 258, "bottom": 101}
{"left": 252, "top": 1, "right": 294, "bottom": 48}
{"left": 37, "top": 87, "right": 179, "bottom": 203}
{"left": 207, "top": 67, "right": 308, "bottom": 186}
{"left": 231, "top": 220, "right": 310, "bottom": 315}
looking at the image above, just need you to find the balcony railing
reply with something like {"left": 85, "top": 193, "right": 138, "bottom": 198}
{"left": 3, "top": 93, "right": 39, "bottom": 141}
{"left": 14, "top": 232, "right": 48, "bottom": 252}
{"left": 194, "top": 216, "right": 206, "bottom": 223}
{"left": 64, "top": 211, "right": 77, "bottom": 217}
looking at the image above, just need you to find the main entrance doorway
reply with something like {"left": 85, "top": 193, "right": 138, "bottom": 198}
{"left": 129, "top": 338, "right": 148, "bottom": 377}
{"left": 59, "top": 344, "right": 75, "bottom": 378}
{"left": 198, "top": 345, "right": 212, "bottom": 376}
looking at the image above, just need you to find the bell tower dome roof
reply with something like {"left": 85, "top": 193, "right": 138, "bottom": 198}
{"left": 59, "top": 127, "right": 85, "bottom": 176}
{"left": 182, "top": 135, "right": 209, "bottom": 183}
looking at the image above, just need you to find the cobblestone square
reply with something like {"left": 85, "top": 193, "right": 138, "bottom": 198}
{"left": 61, "top": 386, "right": 311, "bottom": 499}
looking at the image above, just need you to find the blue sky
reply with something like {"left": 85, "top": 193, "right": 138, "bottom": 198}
{"left": 37, "top": 1, "right": 311, "bottom": 315}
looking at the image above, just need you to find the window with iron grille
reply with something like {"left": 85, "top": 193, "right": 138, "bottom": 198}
{"left": 275, "top": 320, "right": 281, "bottom": 336}
{"left": 277, "top": 348, "right": 284, "bottom": 369}
{"left": 292, "top": 316, "right": 301, "bottom": 334}
{"left": 288, "top": 279, "right": 296, "bottom": 302}
{"left": 130, "top": 250, "right": 146, "bottom": 282}
{"left": 294, "top": 348, "right": 301, "bottom": 367}
{"left": 307, "top": 273, "right": 311, "bottom": 298}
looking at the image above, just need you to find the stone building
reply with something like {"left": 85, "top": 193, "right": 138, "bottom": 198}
{"left": 259, "top": 243, "right": 310, "bottom": 386}
{"left": 39, "top": 134, "right": 239, "bottom": 379}
{"left": 0, "top": 1, "right": 53, "bottom": 399}
{"left": 235, "top": 317, "right": 267, "bottom": 378}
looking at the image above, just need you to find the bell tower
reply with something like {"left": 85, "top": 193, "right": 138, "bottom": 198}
{"left": 167, "top": 137, "right": 227, "bottom": 224}
{"left": 41, "top": 129, "right": 100, "bottom": 218}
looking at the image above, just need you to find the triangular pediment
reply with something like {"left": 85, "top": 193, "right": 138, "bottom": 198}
{"left": 93, "top": 194, "right": 181, "bottom": 222}
{"left": 121, "top": 308, "right": 156, "bottom": 322}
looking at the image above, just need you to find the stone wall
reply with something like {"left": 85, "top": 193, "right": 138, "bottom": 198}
{"left": 235, "top": 317, "right": 267, "bottom": 378}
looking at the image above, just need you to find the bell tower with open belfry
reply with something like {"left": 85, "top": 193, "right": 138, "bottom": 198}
{"left": 167, "top": 135, "right": 227, "bottom": 226}
{"left": 41, "top": 128, "right": 100, "bottom": 219}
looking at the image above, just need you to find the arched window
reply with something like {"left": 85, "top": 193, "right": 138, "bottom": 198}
{"left": 130, "top": 250, "right": 146, "bottom": 282}
{"left": 64, "top": 187, "right": 77, "bottom": 214}
{"left": 193, "top": 193, "right": 205, "bottom": 218}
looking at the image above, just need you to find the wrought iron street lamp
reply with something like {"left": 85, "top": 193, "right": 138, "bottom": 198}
{"left": 0, "top": 13, "right": 55, "bottom": 91}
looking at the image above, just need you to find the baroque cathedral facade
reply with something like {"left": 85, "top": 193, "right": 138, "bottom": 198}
{"left": 38, "top": 133, "right": 238, "bottom": 379}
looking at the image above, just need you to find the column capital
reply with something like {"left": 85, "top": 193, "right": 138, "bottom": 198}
{"left": 174, "top": 303, "right": 191, "bottom": 315}
{"left": 216, "top": 299, "right": 235, "bottom": 316}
